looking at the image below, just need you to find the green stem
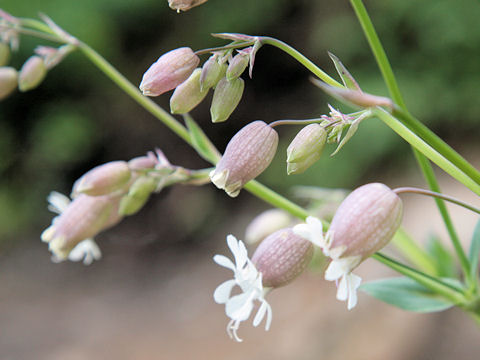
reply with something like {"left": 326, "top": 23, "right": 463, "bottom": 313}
{"left": 413, "top": 152, "right": 471, "bottom": 281}
{"left": 76, "top": 42, "right": 192, "bottom": 145}
{"left": 259, "top": 37, "right": 343, "bottom": 88}
{"left": 269, "top": 118, "right": 323, "bottom": 128}
{"left": 372, "top": 253, "right": 466, "bottom": 304}
{"left": 392, "top": 228, "right": 438, "bottom": 276}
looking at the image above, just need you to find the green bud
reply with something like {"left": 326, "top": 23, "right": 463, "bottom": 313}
{"left": 119, "top": 176, "right": 157, "bottom": 216}
{"left": 286, "top": 124, "right": 327, "bottom": 175}
{"left": 200, "top": 55, "right": 227, "bottom": 91}
{"left": 210, "top": 77, "right": 244, "bottom": 123}
{"left": 0, "top": 43, "right": 10, "bottom": 66}
{"left": 226, "top": 52, "right": 249, "bottom": 81}
{"left": 0, "top": 67, "right": 18, "bottom": 100}
{"left": 170, "top": 68, "right": 209, "bottom": 114}
{"left": 18, "top": 56, "right": 47, "bottom": 92}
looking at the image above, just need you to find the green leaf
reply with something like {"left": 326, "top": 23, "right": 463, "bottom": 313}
{"left": 469, "top": 219, "right": 480, "bottom": 283}
{"left": 426, "top": 235, "right": 456, "bottom": 278}
{"left": 360, "top": 277, "right": 454, "bottom": 313}
{"left": 327, "top": 52, "right": 361, "bottom": 91}
{"left": 183, "top": 114, "right": 221, "bottom": 164}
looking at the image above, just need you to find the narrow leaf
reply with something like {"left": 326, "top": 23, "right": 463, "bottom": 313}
{"left": 426, "top": 235, "right": 456, "bottom": 278}
{"left": 183, "top": 114, "right": 221, "bottom": 163}
{"left": 328, "top": 52, "right": 361, "bottom": 91}
{"left": 469, "top": 219, "right": 480, "bottom": 283}
{"left": 360, "top": 277, "right": 454, "bottom": 313}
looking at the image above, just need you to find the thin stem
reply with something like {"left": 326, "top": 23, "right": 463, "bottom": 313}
{"left": 269, "top": 118, "right": 323, "bottom": 128}
{"left": 413, "top": 152, "right": 471, "bottom": 283}
{"left": 76, "top": 41, "right": 192, "bottom": 145}
{"left": 0, "top": 25, "right": 63, "bottom": 43}
{"left": 259, "top": 37, "right": 343, "bottom": 88}
{"left": 374, "top": 108, "right": 480, "bottom": 196}
{"left": 372, "top": 253, "right": 466, "bottom": 304}
{"left": 394, "top": 187, "right": 480, "bottom": 216}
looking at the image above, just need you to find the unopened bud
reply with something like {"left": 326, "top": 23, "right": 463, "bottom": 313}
{"left": 329, "top": 183, "right": 403, "bottom": 261}
{"left": 210, "top": 77, "right": 244, "bottom": 123}
{"left": 226, "top": 52, "right": 249, "bottom": 81}
{"left": 128, "top": 154, "right": 158, "bottom": 171}
{"left": 119, "top": 176, "right": 157, "bottom": 216}
{"left": 0, "top": 66, "right": 17, "bottom": 100}
{"left": 252, "top": 228, "right": 313, "bottom": 288}
{"left": 18, "top": 56, "right": 47, "bottom": 92}
{"left": 0, "top": 42, "right": 10, "bottom": 66}
{"left": 210, "top": 121, "right": 278, "bottom": 197}
{"left": 41, "top": 194, "right": 123, "bottom": 260}
{"left": 140, "top": 47, "right": 200, "bottom": 96}
{"left": 200, "top": 54, "right": 227, "bottom": 91}
{"left": 287, "top": 124, "right": 327, "bottom": 175}
{"left": 245, "top": 209, "right": 292, "bottom": 244}
{"left": 168, "top": 0, "right": 208, "bottom": 12}
{"left": 72, "top": 161, "right": 131, "bottom": 197}
{"left": 170, "top": 68, "right": 208, "bottom": 114}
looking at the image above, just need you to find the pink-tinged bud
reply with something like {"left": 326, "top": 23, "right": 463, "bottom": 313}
{"left": 210, "top": 77, "right": 244, "bottom": 123}
{"left": 245, "top": 209, "right": 292, "bottom": 244}
{"left": 139, "top": 47, "right": 200, "bottom": 96}
{"left": 0, "top": 66, "right": 17, "bottom": 100}
{"left": 252, "top": 228, "right": 313, "bottom": 288}
{"left": 72, "top": 161, "right": 131, "bottom": 197}
{"left": 41, "top": 194, "right": 123, "bottom": 260}
{"left": 329, "top": 183, "right": 403, "bottom": 261}
{"left": 287, "top": 124, "right": 327, "bottom": 175}
{"left": 200, "top": 54, "right": 227, "bottom": 91}
{"left": 168, "top": 0, "right": 208, "bottom": 12}
{"left": 226, "top": 52, "right": 249, "bottom": 81}
{"left": 128, "top": 154, "right": 158, "bottom": 171}
{"left": 18, "top": 56, "right": 47, "bottom": 92}
{"left": 170, "top": 68, "right": 208, "bottom": 114}
{"left": 210, "top": 121, "right": 278, "bottom": 197}
{"left": 0, "top": 43, "right": 10, "bottom": 66}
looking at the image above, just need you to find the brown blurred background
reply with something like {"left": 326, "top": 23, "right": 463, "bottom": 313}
{"left": 1, "top": 0, "right": 480, "bottom": 358}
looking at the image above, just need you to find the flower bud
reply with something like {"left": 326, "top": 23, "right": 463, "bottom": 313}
{"left": 72, "top": 161, "right": 132, "bottom": 197}
{"left": 128, "top": 154, "right": 158, "bottom": 171}
{"left": 329, "top": 183, "right": 403, "bottom": 261}
{"left": 226, "top": 52, "right": 249, "bottom": 81}
{"left": 168, "top": 0, "right": 208, "bottom": 12}
{"left": 18, "top": 56, "right": 47, "bottom": 92}
{"left": 287, "top": 124, "right": 327, "bottom": 175}
{"left": 0, "top": 42, "right": 10, "bottom": 66}
{"left": 0, "top": 66, "right": 17, "bottom": 100}
{"left": 170, "top": 68, "right": 208, "bottom": 114}
{"left": 200, "top": 54, "right": 227, "bottom": 91}
{"left": 140, "top": 47, "right": 200, "bottom": 96}
{"left": 210, "top": 121, "right": 278, "bottom": 197}
{"left": 252, "top": 228, "right": 313, "bottom": 288}
{"left": 119, "top": 176, "right": 157, "bottom": 216}
{"left": 210, "top": 77, "right": 244, "bottom": 123}
{"left": 41, "top": 194, "right": 123, "bottom": 260}
{"left": 245, "top": 209, "right": 292, "bottom": 244}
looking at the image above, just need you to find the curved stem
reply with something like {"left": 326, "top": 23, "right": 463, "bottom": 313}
{"left": 259, "top": 37, "right": 343, "bottom": 88}
{"left": 269, "top": 118, "right": 323, "bottom": 128}
{"left": 394, "top": 187, "right": 480, "bottom": 216}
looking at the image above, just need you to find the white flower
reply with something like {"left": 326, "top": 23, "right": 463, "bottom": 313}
{"left": 46, "top": 191, "right": 102, "bottom": 265}
{"left": 213, "top": 235, "right": 272, "bottom": 342}
{"left": 293, "top": 216, "right": 362, "bottom": 310}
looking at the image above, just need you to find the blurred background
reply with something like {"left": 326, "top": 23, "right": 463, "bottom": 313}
{"left": 1, "top": 0, "right": 479, "bottom": 358}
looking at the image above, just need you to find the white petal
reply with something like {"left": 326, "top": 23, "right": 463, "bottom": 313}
{"left": 336, "top": 274, "right": 348, "bottom": 301}
{"left": 264, "top": 302, "right": 273, "bottom": 331}
{"left": 347, "top": 273, "right": 362, "bottom": 310}
{"left": 47, "top": 191, "right": 70, "bottom": 214}
{"left": 214, "top": 279, "right": 236, "bottom": 304}
{"left": 253, "top": 300, "right": 268, "bottom": 327}
{"left": 213, "top": 254, "right": 235, "bottom": 271}
{"left": 324, "top": 256, "right": 361, "bottom": 281}
{"left": 67, "top": 238, "right": 102, "bottom": 265}
{"left": 226, "top": 234, "right": 239, "bottom": 255}
{"left": 226, "top": 291, "right": 255, "bottom": 321}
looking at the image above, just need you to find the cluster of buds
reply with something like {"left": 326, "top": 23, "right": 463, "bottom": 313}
{"left": 214, "top": 228, "right": 313, "bottom": 341}
{"left": 41, "top": 150, "right": 210, "bottom": 264}
{"left": 293, "top": 183, "right": 403, "bottom": 309}
{"left": 139, "top": 34, "right": 261, "bottom": 123}
{"left": 0, "top": 10, "right": 74, "bottom": 100}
